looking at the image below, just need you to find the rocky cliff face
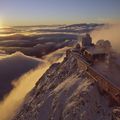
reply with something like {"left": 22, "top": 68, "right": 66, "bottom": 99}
{"left": 13, "top": 52, "right": 119, "bottom": 120}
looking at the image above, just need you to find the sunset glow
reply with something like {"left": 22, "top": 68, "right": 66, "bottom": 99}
{"left": 0, "top": 0, "right": 120, "bottom": 26}
{"left": 0, "top": 20, "right": 3, "bottom": 28}
{"left": 0, "top": 1, "right": 119, "bottom": 120}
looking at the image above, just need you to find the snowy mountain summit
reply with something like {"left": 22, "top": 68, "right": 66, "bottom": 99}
{"left": 13, "top": 49, "right": 120, "bottom": 120}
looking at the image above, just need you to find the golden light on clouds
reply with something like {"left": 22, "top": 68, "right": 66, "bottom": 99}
{"left": 0, "top": 63, "right": 50, "bottom": 120}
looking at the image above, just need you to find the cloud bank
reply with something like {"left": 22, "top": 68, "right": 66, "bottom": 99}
{"left": 91, "top": 23, "right": 120, "bottom": 52}
{"left": 0, "top": 47, "right": 68, "bottom": 120}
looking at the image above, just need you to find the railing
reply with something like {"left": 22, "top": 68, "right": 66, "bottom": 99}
{"left": 72, "top": 52, "right": 120, "bottom": 105}
{"left": 87, "top": 66, "right": 120, "bottom": 105}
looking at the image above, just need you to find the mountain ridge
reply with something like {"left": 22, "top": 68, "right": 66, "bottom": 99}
{"left": 12, "top": 50, "right": 120, "bottom": 120}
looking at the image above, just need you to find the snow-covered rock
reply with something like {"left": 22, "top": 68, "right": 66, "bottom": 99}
{"left": 12, "top": 52, "right": 119, "bottom": 120}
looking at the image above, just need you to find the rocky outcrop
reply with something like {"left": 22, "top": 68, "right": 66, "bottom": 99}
{"left": 13, "top": 52, "right": 118, "bottom": 120}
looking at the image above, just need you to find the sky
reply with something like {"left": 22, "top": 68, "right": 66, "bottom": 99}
{"left": 0, "top": 0, "right": 120, "bottom": 26}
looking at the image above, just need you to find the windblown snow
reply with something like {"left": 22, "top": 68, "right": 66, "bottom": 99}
{"left": 13, "top": 53, "right": 119, "bottom": 120}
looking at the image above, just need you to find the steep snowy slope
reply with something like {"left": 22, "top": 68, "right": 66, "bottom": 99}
{"left": 13, "top": 52, "right": 119, "bottom": 120}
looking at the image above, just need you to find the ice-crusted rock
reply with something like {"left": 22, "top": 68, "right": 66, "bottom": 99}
{"left": 13, "top": 52, "right": 115, "bottom": 120}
